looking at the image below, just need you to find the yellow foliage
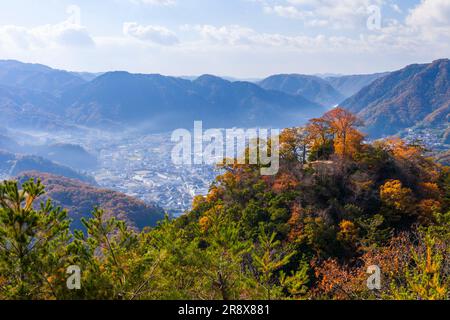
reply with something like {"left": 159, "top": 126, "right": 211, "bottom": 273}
{"left": 192, "top": 195, "right": 207, "bottom": 211}
{"left": 383, "top": 137, "right": 422, "bottom": 161}
{"left": 337, "top": 220, "right": 359, "bottom": 244}
{"left": 380, "top": 180, "right": 415, "bottom": 215}
{"left": 199, "top": 216, "right": 211, "bottom": 233}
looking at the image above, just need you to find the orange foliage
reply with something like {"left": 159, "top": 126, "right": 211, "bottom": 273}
{"left": 384, "top": 137, "right": 423, "bottom": 161}
{"left": 313, "top": 234, "right": 413, "bottom": 299}
{"left": 306, "top": 117, "right": 330, "bottom": 148}
{"left": 419, "top": 182, "right": 441, "bottom": 200}
{"left": 361, "top": 233, "right": 412, "bottom": 278}
{"left": 311, "top": 258, "right": 365, "bottom": 299}
{"left": 323, "top": 108, "right": 364, "bottom": 158}
{"left": 334, "top": 129, "right": 364, "bottom": 158}
{"left": 381, "top": 137, "right": 442, "bottom": 176}
{"left": 272, "top": 172, "right": 299, "bottom": 193}
{"left": 305, "top": 107, "right": 364, "bottom": 159}
{"left": 417, "top": 199, "right": 441, "bottom": 224}
{"left": 206, "top": 187, "right": 222, "bottom": 203}
{"left": 199, "top": 216, "right": 211, "bottom": 233}
{"left": 287, "top": 203, "right": 304, "bottom": 242}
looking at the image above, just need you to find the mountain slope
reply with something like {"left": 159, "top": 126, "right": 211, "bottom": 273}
{"left": 325, "top": 72, "right": 390, "bottom": 98}
{"left": 0, "top": 132, "right": 97, "bottom": 171}
{"left": 0, "top": 65, "right": 325, "bottom": 132}
{"left": 71, "top": 71, "right": 104, "bottom": 82}
{"left": 258, "top": 74, "right": 345, "bottom": 107}
{"left": 18, "top": 172, "right": 165, "bottom": 230}
{"left": 193, "top": 75, "right": 324, "bottom": 126}
{"left": 0, "top": 150, "right": 96, "bottom": 184}
{"left": 33, "top": 143, "right": 98, "bottom": 171}
{"left": 61, "top": 72, "right": 325, "bottom": 131}
{"left": 0, "top": 84, "right": 76, "bottom": 131}
{"left": 0, "top": 60, "right": 86, "bottom": 95}
{"left": 340, "top": 59, "right": 450, "bottom": 137}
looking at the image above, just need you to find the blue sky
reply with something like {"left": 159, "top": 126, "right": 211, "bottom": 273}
{"left": 0, "top": 0, "right": 449, "bottom": 77}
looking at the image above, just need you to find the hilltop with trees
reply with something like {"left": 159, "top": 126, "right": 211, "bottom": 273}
{"left": 0, "top": 108, "right": 449, "bottom": 300}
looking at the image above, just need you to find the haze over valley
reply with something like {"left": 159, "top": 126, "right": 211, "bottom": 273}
{"left": 0, "top": 59, "right": 449, "bottom": 223}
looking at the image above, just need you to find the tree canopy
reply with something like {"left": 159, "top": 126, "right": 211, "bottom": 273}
{"left": 1, "top": 109, "right": 449, "bottom": 300}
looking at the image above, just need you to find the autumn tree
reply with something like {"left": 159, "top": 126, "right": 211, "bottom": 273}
{"left": 280, "top": 127, "right": 309, "bottom": 164}
{"left": 322, "top": 107, "right": 364, "bottom": 159}
{"left": 380, "top": 180, "right": 416, "bottom": 222}
{"left": 306, "top": 117, "right": 333, "bottom": 161}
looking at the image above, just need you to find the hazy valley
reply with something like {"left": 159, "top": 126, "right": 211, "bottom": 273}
{"left": 0, "top": 59, "right": 449, "bottom": 226}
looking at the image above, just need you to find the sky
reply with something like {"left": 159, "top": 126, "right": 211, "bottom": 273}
{"left": 0, "top": 0, "right": 449, "bottom": 77}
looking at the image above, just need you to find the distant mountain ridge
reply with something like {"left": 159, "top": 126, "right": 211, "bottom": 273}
{"left": 0, "top": 60, "right": 328, "bottom": 131}
{"left": 340, "top": 59, "right": 450, "bottom": 137}
{"left": 259, "top": 74, "right": 345, "bottom": 107}
{"left": 0, "top": 149, "right": 95, "bottom": 184}
{"left": 60, "top": 72, "right": 324, "bottom": 131}
{"left": 0, "top": 59, "right": 449, "bottom": 139}
{"left": 0, "top": 60, "right": 86, "bottom": 95}
{"left": 325, "top": 72, "right": 390, "bottom": 98}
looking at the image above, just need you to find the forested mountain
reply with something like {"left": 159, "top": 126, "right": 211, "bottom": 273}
{"left": 1, "top": 59, "right": 448, "bottom": 138}
{"left": 60, "top": 72, "right": 324, "bottom": 131}
{"left": 340, "top": 59, "right": 450, "bottom": 137}
{"left": 0, "top": 61, "right": 326, "bottom": 132}
{"left": 0, "top": 150, "right": 95, "bottom": 184}
{"left": 17, "top": 172, "right": 165, "bottom": 230}
{"left": 259, "top": 74, "right": 345, "bottom": 107}
{"left": 0, "top": 84, "right": 76, "bottom": 131}
{"left": 0, "top": 60, "right": 86, "bottom": 95}
{"left": 325, "top": 72, "right": 390, "bottom": 97}
{"left": 1, "top": 109, "right": 448, "bottom": 300}
{"left": 0, "top": 131, "right": 97, "bottom": 171}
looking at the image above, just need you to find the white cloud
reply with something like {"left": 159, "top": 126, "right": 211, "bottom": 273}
{"left": 0, "top": 1, "right": 447, "bottom": 78}
{"left": 406, "top": 0, "right": 450, "bottom": 28}
{"left": 129, "top": 0, "right": 176, "bottom": 5}
{"left": 263, "top": 5, "right": 313, "bottom": 20}
{"left": 186, "top": 24, "right": 364, "bottom": 52}
{"left": 192, "top": 25, "right": 256, "bottom": 46}
{"left": 390, "top": 4, "right": 402, "bottom": 13}
{"left": 0, "top": 19, "right": 94, "bottom": 50}
{"left": 262, "top": 0, "right": 386, "bottom": 29}
{"left": 400, "top": 0, "right": 450, "bottom": 41}
{"left": 182, "top": 20, "right": 450, "bottom": 60}
{"left": 123, "top": 22, "right": 179, "bottom": 45}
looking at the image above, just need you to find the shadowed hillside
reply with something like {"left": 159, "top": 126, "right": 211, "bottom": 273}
{"left": 17, "top": 172, "right": 165, "bottom": 230}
